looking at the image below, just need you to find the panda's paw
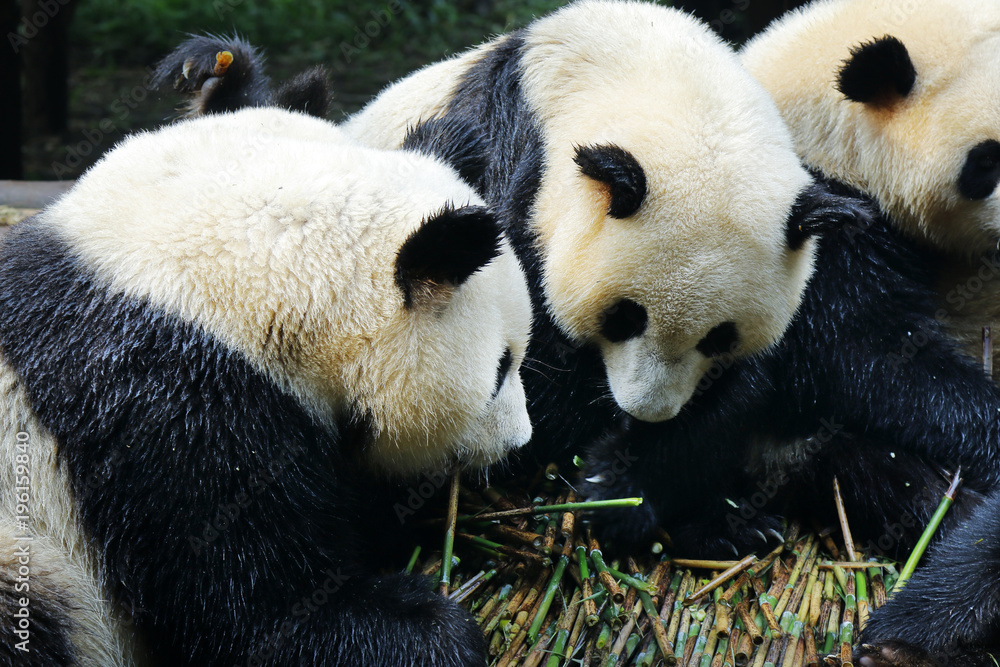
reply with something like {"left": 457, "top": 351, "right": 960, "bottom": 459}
{"left": 854, "top": 641, "right": 938, "bottom": 667}
{"left": 669, "top": 510, "right": 785, "bottom": 560}
{"left": 577, "top": 468, "right": 658, "bottom": 550}
{"left": 364, "top": 573, "right": 486, "bottom": 667}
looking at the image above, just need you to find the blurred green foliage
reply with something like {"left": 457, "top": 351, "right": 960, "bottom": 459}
{"left": 70, "top": 0, "right": 572, "bottom": 72}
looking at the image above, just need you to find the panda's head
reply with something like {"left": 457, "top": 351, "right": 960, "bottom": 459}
{"left": 520, "top": 1, "right": 847, "bottom": 422}
{"left": 49, "top": 108, "right": 532, "bottom": 477}
{"left": 742, "top": 0, "right": 1000, "bottom": 255}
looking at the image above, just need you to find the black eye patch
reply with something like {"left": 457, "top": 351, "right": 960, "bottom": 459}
{"left": 696, "top": 322, "right": 740, "bottom": 358}
{"left": 493, "top": 347, "right": 513, "bottom": 398}
{"left": 959, "top": 140, "right": 1000, "bottom": 201}
{"left": 600, "top": 299, "right": 648, "bottom": 343}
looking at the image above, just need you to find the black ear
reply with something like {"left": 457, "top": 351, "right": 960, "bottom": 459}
{"left": 273, "top": 66, "right": 331, "bottom": 118}
{"left": 395, "top": 205, "right": 503, "bottom": 308}
{"left": 786, "top": 181, "right": 873, "bottom": 250}
{"left": 574, "top": 144, "right": 647, "bottom": 219}
{"left": 837, "top": 36, "right": 916, "bottom": 105}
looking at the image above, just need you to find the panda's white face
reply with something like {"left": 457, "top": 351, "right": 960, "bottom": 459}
{"left": 353, "top": 236, "right": 532, "bottom": 476}
{"left": 742, "top": 0, "right": 1000, "bottom": 256}
{"left": 521, "top": 2, "right": 818, "bottom": 422}
{"left": 47, "top": 108, "right": 532, "bottom": 478}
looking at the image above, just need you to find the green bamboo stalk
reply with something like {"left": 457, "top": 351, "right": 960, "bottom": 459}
{"left": 405, "top": 545, "right": 421, "bottom": 574}
{"left": 607, "top": 566, "right": 657, "bottom": 594}
{"left": 895, "top": 470, "right": 962, "bottom": 591}
{"left": 527, "top": 555, "right": 570, "bottom": 644}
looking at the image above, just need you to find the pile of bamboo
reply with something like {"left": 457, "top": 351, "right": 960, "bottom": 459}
{"left": 414, "top": 471, "right": 900, "bottom": 667}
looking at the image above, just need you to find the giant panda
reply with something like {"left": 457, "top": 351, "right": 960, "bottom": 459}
{"left": 581, "top": 0, "right": 1000, "bottom": 549}
{"left": 737, "top": 1, "right": 1000, "bottom": 664}
{"left": 154, "top": 0, "right": 862, "bottom": 470}
{"left": 0, "top": 107, "right": 532, "bottom": 666}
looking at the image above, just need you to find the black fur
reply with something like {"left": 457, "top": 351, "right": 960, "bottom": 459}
{"left": 494, "top": 347, "right": 513, "bottom": 399}
{"left": 395, "top": 205, "right": 502, "bottom": 308}
{"left": 837, "top": 36, "right": 916, "bottom": 105}
{"left": 582, "top": 178, "right": 1000, "bottom": 564}
{"left": 573, "top": 144, "right": 647, "bottom": 219}
{"left": 153, "top": 35, "right": 330, "bottom": 118}
{"left": 695, "top": 321, "right": 739, "bottom": 358}
{"left": 0, "top": 220, "right": 485, "bottom": 666}
{"left": 600, "top": 299, "right": 649, "bottom": 344}
{"left": 858, "top": 487, "right": 1000, "bottom": 666}
{"left": 959, "top": 140, "right": 1000, "bottom": 201}
{"left": 786, "top": 181, "right": 870, "bottom": 250}
{"left": 401, "top": 115, "right": 490, "bottom": 187}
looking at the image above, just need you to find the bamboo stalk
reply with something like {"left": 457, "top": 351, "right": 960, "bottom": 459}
{"left": 450, "top": 568, "right": 497, "bottom": 603}
{"left": 543, "top": 589, "right": 582, "bottom": 667}
{"left": 681, "top": 612, "right": 701, "bottom": 666}
{"left": 832, "top": 477, "right": 857, "bottom": 562}
{"left": 735, "top": 602, "right": 762, "bottom": 646}
{"left": 672, "top": 558, "right": 742, "bottom": 570}
{"left": 856, "top": 567, "right": 869, "bottom": 632}
{"left": 803, "top": 625, "right": 818, "bottom": 667}
{"left": 440, "top": 470, "right": 461, "bottom": 596}
{"left": 589, "top": 537, "right": 625, "bottom": 605}
{"left": 607, "top": 566, "right": 657, "bottom": 594}
{"left": 665, "top": 573, "right": 693, "bottom": 664}
{"left": 455, "top": 532, "right": 551, "bottom": 565}
{"left": 838, "top": 571, "right": 856, "bottom": 667}
{"left": 719, "top": 572, "right": 750, "bottom": 606}
{"left": 522, "top": 624, "right": 557, "bottom": 667}
{"left": 457, "top": 497, "right": 643, "bottom": 523}
{"left": 489, "top": 523, "right": 548, "bottom": 548}
{"left": 684, "top": 555, "right": 756, "bottom": 605}
{"left": 817, "top": 561, "right": 887, "bottom": 570}
{"left": 405, "top": 545, "right": 421, "bottom": 574}
{"left": 735, "top": 620, "right": 753, "bottom": 666}
{"left": 895, "top": 469, "right": 962, "bottom": 591}
{"left": 566, "top": 596, "right": 589, "bottom": 663}
{"left": 528, "top": 555, "right": 570, "bottom": 643}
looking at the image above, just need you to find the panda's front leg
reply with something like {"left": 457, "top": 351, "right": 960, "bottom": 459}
{"left": 581, "top": 416, "right": 785, "bottom": 559}
{"left": 270, "top": 571, "right": 486, "bottom": 667}
{"left": 854, "top": 488, "right": 1000, "bottom": 667}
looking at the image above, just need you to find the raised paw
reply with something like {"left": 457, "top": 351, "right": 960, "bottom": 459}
{"left": 854, "top": 641, "right": 938, "bottom": 667}
{"left": 152, "top": 35, "right": 270, "bottom": 115}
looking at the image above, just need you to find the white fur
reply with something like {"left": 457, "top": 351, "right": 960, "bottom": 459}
{"left": 44, "top": 107, "right": 532, "bottom": 475}
{"left": 741, "top": 0, "right": 1000, "bottom": 374}
{"left": 346, "top": 0, "right": 817, "bottom": 421}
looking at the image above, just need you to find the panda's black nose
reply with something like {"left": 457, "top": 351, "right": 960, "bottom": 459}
{"left": 600, "top": 299, "right": 648, "bottom": 343}
{"left": 696, "top": 322, "right": 740, "bottom": 357}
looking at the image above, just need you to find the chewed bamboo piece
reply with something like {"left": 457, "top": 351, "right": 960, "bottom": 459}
{"left": 417, "top": 474, "right": 901, "bottom": 666}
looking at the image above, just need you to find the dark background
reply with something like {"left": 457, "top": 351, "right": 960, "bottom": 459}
{"left": 1, "top": 0, "right": 805, "bottom": 181}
